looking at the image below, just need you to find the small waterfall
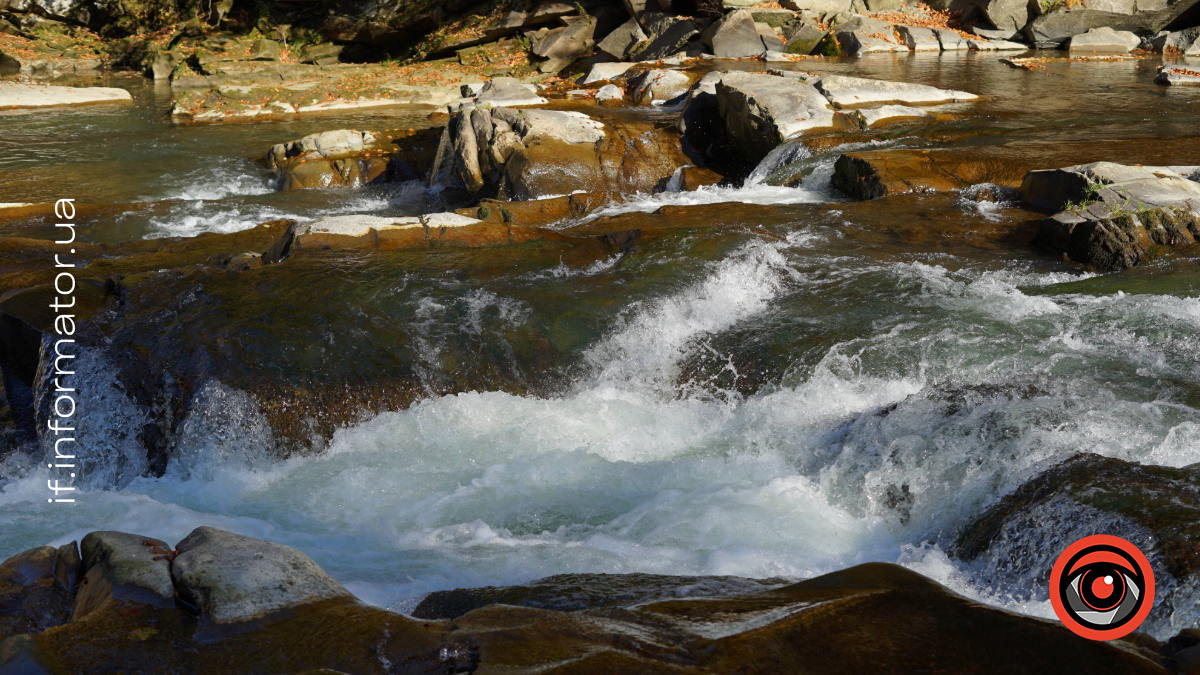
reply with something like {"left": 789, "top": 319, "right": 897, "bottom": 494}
{"left": 746, "top": 141, "right": 813, "bottom": 187}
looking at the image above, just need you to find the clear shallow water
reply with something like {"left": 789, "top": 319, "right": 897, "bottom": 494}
{"left": 2, "top": 56, "right": 1200, "bottom": 636}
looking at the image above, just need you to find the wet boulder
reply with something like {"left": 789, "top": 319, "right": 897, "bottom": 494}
{"left": 953, "top": 453, "right": 1200, "bottom": 636}
{"left": 72, "top": 531, "right": 176, "bottom": 621}
{"left": 0, "top": 542, "right": 78, "bottom": 639}
{"left": 432, "top": 106, "right": 689, "bottom": 200}
{"left": 172, "top": 527, "right": 352, "bottom": 628}
{"left": 1067, "top": 26, "right": 1141, "bottom": 52}
{"left": 1033, "top": 203, "right": 1199, "bottom": 271}
{"left": 813, "top": 74, "right": 980, "bottom": 106}
{"left": 265, "top": 129, "right": 392, "bottom": 191}
{"left": 715, "top": 71, "right": 836, "bottom": 165}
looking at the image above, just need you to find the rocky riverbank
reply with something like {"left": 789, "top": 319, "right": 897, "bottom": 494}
{"left": 0, "top": 526, "right": 1192, "bottom": 674}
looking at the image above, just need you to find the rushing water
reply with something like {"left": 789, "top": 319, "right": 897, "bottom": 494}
{"left": 3, "top": 54, "right": 1200, "bottom": 636}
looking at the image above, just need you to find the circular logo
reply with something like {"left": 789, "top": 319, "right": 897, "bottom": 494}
{"left": 1049, "top": 534, "right": 1154, "bottom": 640}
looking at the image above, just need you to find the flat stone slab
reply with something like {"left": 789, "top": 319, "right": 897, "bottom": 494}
{"left": 814, "top": 75, "right": 979, "bottom": 107}
{"left": 1157, "top": 66, "right": 1200, "bottom": 86}
{"left": 1021, "top": 161, "right": 1200, "bottom": 212}
{"left": 172, "top": 527, "right": 353, "bottom": 626}
{"left": 967, "top": 38, "right": 1029, "bottom": 51}
{"left": 852, "top": 104, "right": 934, "bottom": 127}
{"left": 0, "top": 82, "right": 132, "bottom": 109}
{"left": 581, "top": 62, "right": 635, "bottom": 84}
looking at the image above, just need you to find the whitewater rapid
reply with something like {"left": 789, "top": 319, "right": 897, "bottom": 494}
{"left": 5, "top": 213, "right": 1200, "bottom": 636}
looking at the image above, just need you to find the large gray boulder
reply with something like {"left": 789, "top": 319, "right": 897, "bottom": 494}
{"left": 171, "top": 527, "right": 353, "bottom": 626}
{"left": 814, "top": 75, "right": 980, "bottom": 106}
{"left": 715, "top": 71, "right": 835, "bottom": 164}
{"left": 976, "top": 0, "right": 1029, "bottom": 38}
{"left": 706, "top": 9, "right": 771, "bottom": 57}
{"left": 73, "top": 532, "right": 176, "bottom": 620}
{"left": 597, "top": 17, "right": 648, "bottom": 59}
{"left": 265, "top": 129, "right": 378, "bottom": 170}
{"left": 1066, "top": 26, "right": 1141, "bottom": 52}
{"left": 533, "top": 17, "right": 596, "bottom": 72}
{"left": 634, "top": 13, "right": 699, "bottom": 60}
{"left": 1023, "top": 0, "right": 1198, "bottom": 49}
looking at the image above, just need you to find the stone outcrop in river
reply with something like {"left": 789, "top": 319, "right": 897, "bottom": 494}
{"left": 0, "top": 526, "right": 1180, "bottom": 674}
{"left": 431, "top": 106, "right": 690, "bottom": 201}
{"left": 1024, "top": 161, "right": 1200, "bottom": 270}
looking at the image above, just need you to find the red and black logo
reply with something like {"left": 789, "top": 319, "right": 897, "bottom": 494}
{"left": 1049, "top": 534, "right": 1155, "bottom": 640}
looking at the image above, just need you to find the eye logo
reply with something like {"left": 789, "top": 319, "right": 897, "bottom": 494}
{"left": 1049, "top": 534, "right": 1155, "bottom": 640}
